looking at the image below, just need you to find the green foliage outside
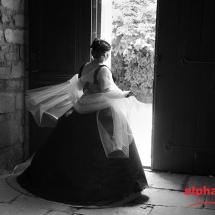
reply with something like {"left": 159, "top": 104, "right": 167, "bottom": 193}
{"left": 111, "top": 0, "right": 157, "bottom": 103}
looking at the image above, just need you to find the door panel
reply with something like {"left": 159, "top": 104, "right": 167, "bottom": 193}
{"left": 152, "top": 0, "right": 215, "bottom": 175}
{"left": 28, "top": 0, "right": 91, "bottom": 155}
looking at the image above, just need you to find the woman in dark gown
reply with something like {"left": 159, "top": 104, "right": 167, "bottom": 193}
{"left": 17, "top": 38, "right": 148, "bottom": 207}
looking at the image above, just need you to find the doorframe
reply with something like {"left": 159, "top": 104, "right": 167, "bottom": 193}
{"left": 91, "top": 0, "right": 102, "bottom": 42}
{"left": 151, "top": 0, "right": 160, "bottom": 170}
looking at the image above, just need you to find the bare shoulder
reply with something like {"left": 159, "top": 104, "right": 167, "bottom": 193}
{"left": 81, "top": 62, "right": 94, "bottom": 76}
{"left": 97, "top": 66, "right": 112, "bottom": 79}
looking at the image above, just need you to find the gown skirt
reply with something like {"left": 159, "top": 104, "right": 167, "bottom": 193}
{"left": 17, "top": 108, "right": 148, "bottom": 206}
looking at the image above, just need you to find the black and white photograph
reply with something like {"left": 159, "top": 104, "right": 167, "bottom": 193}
{"left": 0, "top": 0, "right": 215, "bottom": 214}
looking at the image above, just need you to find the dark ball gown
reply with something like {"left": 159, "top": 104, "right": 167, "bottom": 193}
{"left": 17, "top": 64, "right": 148, "bottom": 207}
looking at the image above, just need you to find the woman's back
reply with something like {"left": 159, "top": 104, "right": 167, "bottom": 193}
{"left": 79, "top": 62, "right": 113, "bottom": 93}
{"left": 81, "top": 61, "right": 100, "bottom": 75}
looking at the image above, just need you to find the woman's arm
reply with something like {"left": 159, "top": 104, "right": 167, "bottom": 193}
{"left": 77, "top": 77, "right": 84, "bottom": 91}
{"left": 97, "top": 67, "right": 113, "bottom": 91}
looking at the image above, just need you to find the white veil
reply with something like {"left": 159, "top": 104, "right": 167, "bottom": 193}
{"left": 25, "top": 74, "right": 83, "bottom": 127}
{"left": 25, "top": 71, "right": 147, "bottom": 158}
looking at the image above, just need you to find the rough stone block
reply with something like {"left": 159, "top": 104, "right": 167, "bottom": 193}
{"left": 11, "top": 62, "right": 24, "bottom": 78}
{"left": 0, "top": 52, "right": 5, "bottom": 60}
{"left": 10, "top": 143, "right": 24, "bottom": 163}
{"left": 1, "top": 0, "right": 21, "bottom": 11}
{"left": 6, "top": 79, "right": 23, "bottom": 90}
{"left": 8, "top": 44, "right": 17, "bottom": 52}
{"left": 4, "top": 44, "right": 24, "bottom": 61}
{"left": 5, "top": 29, "right": 24, "bottom": 44}
{"left": 15, "top": 110, "right": 22, "bottom": 121}
{"left": 18, "top": 125, "right": 24, "bottom": 142}
{"left": 0, "top": 121, "right": 19, "bottom": 147}
{"left": 16, "top": 92, "right": 24, "bottom": 110}
{"left": 0, "top": 92, "right": 16, "bottom": 113}
{"left": 2, "top": 10, "right": 13, "bottom": 25}
{"left": 14, "top": 14, "right": 24, "bottom": 27}
{"left": 0, "top": 143, "right": 23, "bottom": 172}
{"left": 6, "top": 112, "right": 16, "bottom": 121}
{"left": 0, "top": 114, "right": 5, "bottom": 122}
{"left": 11, "top": 122, "right": 20, "bottom": 144}
{"left": 0, "top": 121, "right": 11, "bottom": 147}
{"left": 0, "top": 79, "right": 6, "bottom": 89}
{"left": 5, "top": 52, "right": 18, "bottom": 61}
{"left": 0, "top": 29, "right": 5, "bottom": 42}
{"left": 0, "top": 63, "right": 11, "bottom": 79}
{"left": 0, "top": 113, "right": 16, "bottom": 122}
{"left": 1, "top": 44, "right": 9, "bottom": 51}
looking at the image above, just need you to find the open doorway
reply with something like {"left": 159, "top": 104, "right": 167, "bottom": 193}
{"left": 99, "top": 0, "right": 157, "bottom": 167}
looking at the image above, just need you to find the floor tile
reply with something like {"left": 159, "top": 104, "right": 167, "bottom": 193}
{"left": 12, "top": 194, "right": 72, "bottom": 212}
{"left": 142, "top": 187, "right": 204, "bottom": 208}
{"left": 205, "top": 194, "right": 215, "bottom": 210}
{"left": 0, "top": 177, "right": 21, "bottom": 203}
{"left": 45, "top": 211, "right": 69, "bottom": 215}
{"left": 74, "top": 205, "right": 152, "bottom": 215}
{"left": 185, "top": 175, "right": 215, "bottom": 189}
{"left": 0, "top": 203, "right": 47, "bottom": 215}
{"left": 145, "top": 170, "right": 187, "bottom": 191}
{"left": 150, "top": 206, "right": 215, "bottom": 215}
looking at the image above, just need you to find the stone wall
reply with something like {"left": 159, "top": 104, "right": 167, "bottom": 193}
{"left": 0, "top": 0, "right": 27, "bottom": 174}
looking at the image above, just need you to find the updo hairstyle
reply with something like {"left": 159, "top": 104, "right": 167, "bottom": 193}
{"left": 90, "top": 38, "right": 111, "bottom": 60}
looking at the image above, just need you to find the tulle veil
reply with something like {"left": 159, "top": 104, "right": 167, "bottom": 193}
{"left": 25, "top": 71, "right": 147, "bottom": 158}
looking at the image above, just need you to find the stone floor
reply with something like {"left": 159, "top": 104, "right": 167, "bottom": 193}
{"left": 0, "top": 165, "right": 215, "bottom": 215}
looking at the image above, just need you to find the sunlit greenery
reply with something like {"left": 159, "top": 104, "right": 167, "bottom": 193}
{"left": 111, "top": 0, "right": 156, "bottom": 103}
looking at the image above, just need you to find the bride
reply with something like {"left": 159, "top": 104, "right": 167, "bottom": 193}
{"left": 17, "top": 38, "right": 148, "bottom": 207}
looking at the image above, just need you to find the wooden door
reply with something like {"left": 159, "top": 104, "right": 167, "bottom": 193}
{"left": 152, "top": 0, "right": 215, "bottom": 175}
{"left": 28, "top": 0, "right": 91, "bottom": 155}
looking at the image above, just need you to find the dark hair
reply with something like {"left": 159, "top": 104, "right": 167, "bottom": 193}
{"left": 90, "top": 38, "right": 111, "bottom": 59}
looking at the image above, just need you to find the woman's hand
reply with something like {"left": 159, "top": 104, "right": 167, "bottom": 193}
{"left": 65, "top": 108, "right": 74, "bottom": 117}
{"left": 126, "top": 91, "right": 134, "bottom": 98}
